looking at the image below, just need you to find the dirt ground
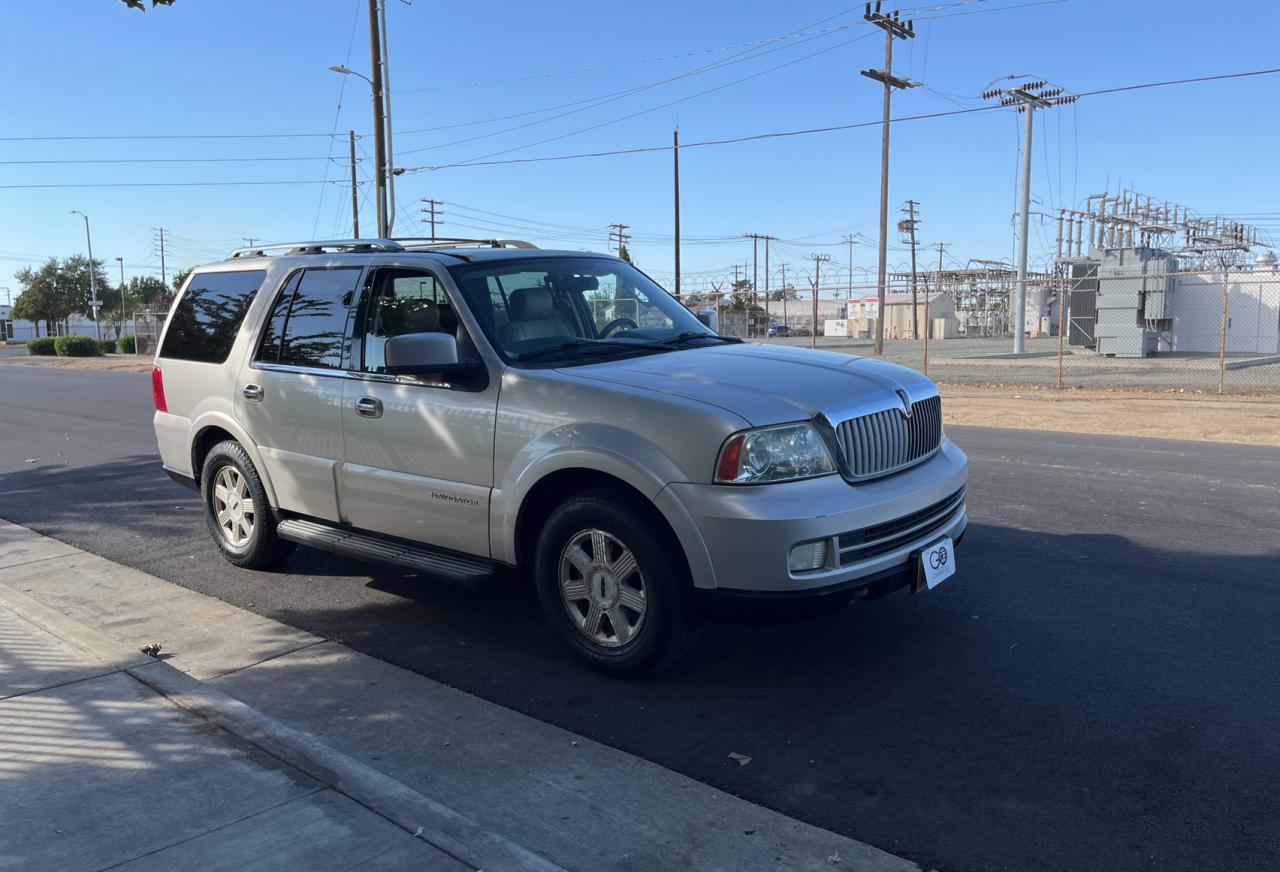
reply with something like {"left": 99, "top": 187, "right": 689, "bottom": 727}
{"left": 941, "top": 384, "right": 1280, "bottom": 446}
{"left": 3, "top": 352, "right": 1276, "bottom": 446}
{"left": 0, "top": 353, "right": 154, "bottom": 373}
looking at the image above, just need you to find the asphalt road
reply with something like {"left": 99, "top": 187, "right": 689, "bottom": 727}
{"left": 2, "top": 365, "right": 1278, "bottom": 872}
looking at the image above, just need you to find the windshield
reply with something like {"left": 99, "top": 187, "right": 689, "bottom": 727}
{"left": 448, "top": 256, "right": 718, "bottom": 365}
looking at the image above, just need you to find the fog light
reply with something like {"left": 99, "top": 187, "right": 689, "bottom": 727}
{"left": 788, "top": 540, "right": 827, "bottom": 573}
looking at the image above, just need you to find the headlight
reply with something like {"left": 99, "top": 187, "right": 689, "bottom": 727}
{"left": 714, "top": 422, "right": 836, "bottom": 484}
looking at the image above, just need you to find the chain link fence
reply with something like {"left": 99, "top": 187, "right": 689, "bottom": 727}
{"left": 681, "top": 266, "right": 1280, "bottom": 395}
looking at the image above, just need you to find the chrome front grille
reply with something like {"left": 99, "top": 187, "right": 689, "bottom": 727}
{"left": 834, "top": 394, "right": 942, "bottom": 480}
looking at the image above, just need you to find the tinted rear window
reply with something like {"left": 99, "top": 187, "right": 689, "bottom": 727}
{"left": 256, "top": 267, "right": 361, "bottom": 370}
{"left": 159, "top": 270, "right": 266, "bottom": 363}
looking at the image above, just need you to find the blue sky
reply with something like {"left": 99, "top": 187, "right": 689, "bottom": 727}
{"left": 2, "top": 0, "right": 1278, "bottom": 297}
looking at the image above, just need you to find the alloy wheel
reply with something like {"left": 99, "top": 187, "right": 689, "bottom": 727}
{"left": 212, "top": 465, "right": 256, "bottom": 548}
{"left": 558, "top": 529, "right": 647, "bottom": 647}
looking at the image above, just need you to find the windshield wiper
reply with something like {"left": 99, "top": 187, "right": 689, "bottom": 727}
{"left": 513, "top": 338, "right": 671, "bottom": 362}
{"left": 659, "top": 331, "right": 743, "bottom": 346}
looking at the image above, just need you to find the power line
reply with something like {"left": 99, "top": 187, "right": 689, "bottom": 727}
{"left": 424, "top": 30, "right": 878, "bottom": 166}
{"left": 396, "top": 8, "right": 876, "bottom": 157}
{"left": 0, "top": 180, "right": 343, "bottom": 189}
{"left": 0, "top": 156, "right": 337, "bottom": 165}
{"left": 391, "top": 0, "right": 1061, "bottom": 96}
{"left": 403, "top": 66, "right": 1280, "bottom": 173}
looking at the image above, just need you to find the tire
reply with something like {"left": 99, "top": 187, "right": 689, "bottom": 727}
{"left": 201, "top": 440, "right": 295, "bottom": 570}
{"left": 534, "top": 488, "right": 701, "bottom": 677}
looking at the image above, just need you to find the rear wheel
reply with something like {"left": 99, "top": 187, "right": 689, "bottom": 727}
{"left": 534, "top": 488, "right": 700, "bottom": 677}
{"left": 201, "top": 441, "right": 294, "bottom": 569}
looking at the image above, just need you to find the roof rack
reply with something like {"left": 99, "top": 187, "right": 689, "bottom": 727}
{"left": 226, "top": 240, "right": 405, "bottom": 259}
{"left": 394, "top": 237, "right": 538, "bottom": 250}
{"left": 225, "top": 237, "right": 538, "bottom": 260}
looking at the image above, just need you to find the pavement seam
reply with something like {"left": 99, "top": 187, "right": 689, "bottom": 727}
{"left": 204, "top": 637, "right": 329, "bottom": 682}
{"left": 89, "top": 786, "right": 328, "bottom": 872}
{"left": 0, "top": 658, "right": 155, "bottom": 702}
{"left": 0, "top": 550, "right": 83, "bottom": 572}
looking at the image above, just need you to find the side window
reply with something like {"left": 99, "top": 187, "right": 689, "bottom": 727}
{"left": 255, "top": 267, "right": 361, "bottom": 370}
{"left": 256, "top": 271, "right": 301, "bottom": 364}
{"left": 159, "top": 269, "right": 265, "bottom": 363}
{"left": 361, "top": 268, "right": 461, "bottom": 373}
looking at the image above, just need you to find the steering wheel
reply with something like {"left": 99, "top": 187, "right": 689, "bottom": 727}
{"left": 598, "top": 317, "right": 639, "bottom": 338}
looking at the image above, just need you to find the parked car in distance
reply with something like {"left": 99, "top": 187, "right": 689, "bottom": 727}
{"left": 768, "top": 324, "right": 791, "bottom": 337}
{"left": 152, "top": 238, "right": 967, "bottom": 676}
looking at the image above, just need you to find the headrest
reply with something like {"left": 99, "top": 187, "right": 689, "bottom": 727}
{"left": 380, "top": 298, "right": 439, "bottom": 335}
{"left": 508, "top": 287, "right": 554, "bottom": 321}
{"left": 402, "top": 300, "right": 440, "bottom": 333}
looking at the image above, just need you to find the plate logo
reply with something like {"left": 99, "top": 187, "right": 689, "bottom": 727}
{"left": 928, "top": 542, "right": 949, "bottom": 571}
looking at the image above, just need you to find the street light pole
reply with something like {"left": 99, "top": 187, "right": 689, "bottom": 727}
{"left": 331, "top": 56, "right": 388, "bottom": 237}
{"left": 71, "top": 210, "right": 100, "bottom": 341}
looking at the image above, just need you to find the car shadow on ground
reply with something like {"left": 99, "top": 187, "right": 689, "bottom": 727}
{"left": 265, "top": 523, "right": 1280, "bottom": 872}
{"left": 4, "top": 455, "right": 1280, "bottom": 871}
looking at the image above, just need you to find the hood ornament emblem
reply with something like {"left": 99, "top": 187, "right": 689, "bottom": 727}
{"left": 896, "top": 389, "right": 913, "bottom": 419}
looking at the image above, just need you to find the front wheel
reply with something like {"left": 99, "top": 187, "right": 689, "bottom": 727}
{"left": 201, "top": 441, "right": 295, "bottom": 570}
{"left": 534, "top": 489, "right": 700, "bottom": 677}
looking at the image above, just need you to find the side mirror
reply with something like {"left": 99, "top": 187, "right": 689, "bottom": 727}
{"left": 383, "top": 332, "right": 484, "bottom": 382}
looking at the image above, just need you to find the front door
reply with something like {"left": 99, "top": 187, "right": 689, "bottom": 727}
{"left": 339, "top": 266, "right": 497, "bottom": 557}
{"left": 236, "top": 265, "right": 364, "bottom": 522}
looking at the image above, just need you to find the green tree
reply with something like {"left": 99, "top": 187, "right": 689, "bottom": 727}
{"left": 170, "top": 267, "right": 192, "bottom": 296}
{"left": 118, "top": 0, "right": 175, "bottom": 10}
{"left": 11, "top": 256, "right": 112, "bottom": 335}
{"left": 62, "top": 255, "right": 113, "bottom": 320}
{"left": 11, "top": 259, "right": 68, "bottom": 336}
{"left": 617, "top": 245, "right": 634, "bottom": 265}
{"left": 130, "top": 275, "right": 171, "bottom": 308}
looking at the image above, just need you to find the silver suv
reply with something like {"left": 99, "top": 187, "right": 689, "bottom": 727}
{"left": 152, "top": 239, "right": 968, "bottom": 675}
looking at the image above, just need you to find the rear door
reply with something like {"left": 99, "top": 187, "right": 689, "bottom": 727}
{"left": 235, "top": 265, "right": 364, "bottom": 522}
{"left": 339, "top": 265, "right": 497, "bottom": 556}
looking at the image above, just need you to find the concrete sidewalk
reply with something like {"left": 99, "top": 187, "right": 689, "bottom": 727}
{"left": 0, "top": 519, "right": 922, "bottom": 872}
{"left": 0, "top": 596, "right": 467, "bottom": 872}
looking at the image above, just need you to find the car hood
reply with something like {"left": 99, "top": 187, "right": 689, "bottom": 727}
{"left": 562, "top": 342, "right": 937, "bottom": 427}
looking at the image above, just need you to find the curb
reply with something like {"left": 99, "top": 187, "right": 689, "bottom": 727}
{"left": 0, "top": 583, "right": 568, "bottom": 872}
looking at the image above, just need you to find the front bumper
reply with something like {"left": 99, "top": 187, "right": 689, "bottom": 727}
{"left": 656, "top": 438, "right": 968, "bottom": 599}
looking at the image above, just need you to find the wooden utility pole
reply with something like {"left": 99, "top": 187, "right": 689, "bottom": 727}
{"left": 673, "top": 128, "right": 681, "bottom": 296}
{"left": 862, "top": 2, "right": 918, "bottom": 356}
{"left": 349, "top": 131, "right": 360, "bottom": 237}
{"left": 367, "top": 0, "right": 389, "bottom": 237}
{"left": 608, "top": 223, "right": 631, "bottom": 257}
{"left": 421, "top": 198, "right": 444, "bottom": 240}
{"left": 809, "top": 253, "right": 830, "bottom": 350}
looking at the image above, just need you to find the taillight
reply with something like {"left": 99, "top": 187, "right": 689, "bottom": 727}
{"left": 151, "top": 365, "right": 167, "bottom": 412}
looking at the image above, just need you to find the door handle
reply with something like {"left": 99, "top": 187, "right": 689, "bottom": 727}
{"left": 242, "top": 383, "right": 264, "bottom": 402}
{"left": 354, "top": 396, "right": 383, "bottom": 419}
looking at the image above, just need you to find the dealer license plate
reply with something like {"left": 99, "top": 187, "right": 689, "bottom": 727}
{"left": 920, "top": 537, "right": 956, "bottom": 590}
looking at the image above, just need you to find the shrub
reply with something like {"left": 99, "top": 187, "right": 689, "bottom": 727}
{"left": 26, "top": 336, "right": 57, "bottom": 356}
{"left": 118, "top": 335, "right": 137, "bottom": 354}
{"left": 100, "top": 339, "right": 119, "bottom": 354}
{"left": 53, "top": 335, "right": 101, "bottom": 357}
